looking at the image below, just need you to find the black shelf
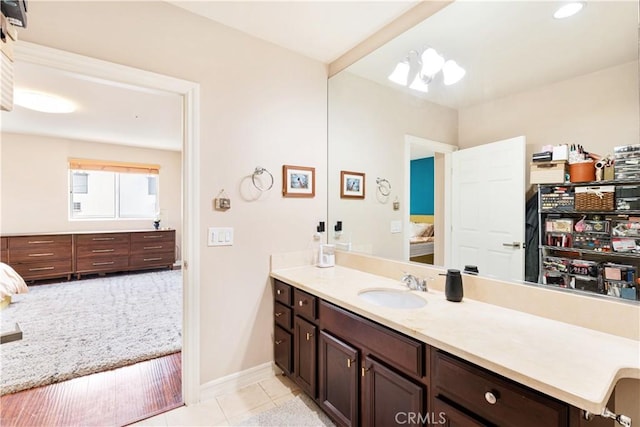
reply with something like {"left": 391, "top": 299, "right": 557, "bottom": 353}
{"left": 537, "top": 179, "right": 640, "bottom": 187}
{"left": 541, "top": 245, "right": 640, "bottom": 259}
{"left": 540, "top": 210, "right": 640, "bottom": 215}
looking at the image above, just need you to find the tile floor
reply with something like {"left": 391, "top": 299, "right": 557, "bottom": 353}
{"left": 132, "top": 374, "right": 304, "bottom": 426}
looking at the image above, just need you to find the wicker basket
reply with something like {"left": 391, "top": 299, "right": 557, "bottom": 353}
{"left": 575, "top": 186, "right": 614, "bottom": 211}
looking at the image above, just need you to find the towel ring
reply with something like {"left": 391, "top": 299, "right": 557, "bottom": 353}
{"left": 376, "top": 178, "right": 391, "bottom": 196}
{"left": 252, "top": 167, "right": 274, "bottom": 192}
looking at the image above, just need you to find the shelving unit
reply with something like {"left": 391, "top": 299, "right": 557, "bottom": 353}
{"left": 538, "top": 181, "right": 640, "bottom": 301}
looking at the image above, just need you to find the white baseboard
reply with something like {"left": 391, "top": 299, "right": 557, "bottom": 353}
{"left": 199, "top": 361, "right": 280, "bottom": 402}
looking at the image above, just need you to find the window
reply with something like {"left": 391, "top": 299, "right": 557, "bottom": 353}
{"left": 69, "top": 158, "right": 160, "bottom": 220}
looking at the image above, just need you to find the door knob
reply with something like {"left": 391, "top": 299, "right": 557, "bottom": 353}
{"left": 484, "top": 391, "right": 498, "bottom": 405}
{"left": 502, "top": 242, "right": 521, "bottom": 248}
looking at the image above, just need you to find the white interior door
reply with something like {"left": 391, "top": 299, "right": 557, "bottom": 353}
{"left": 451, "top": 136, "right": 526, "bottom": 281}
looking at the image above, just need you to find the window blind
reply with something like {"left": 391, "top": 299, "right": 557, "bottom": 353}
{"left": 68, "top": 158, "right": 160, "bottom": 175}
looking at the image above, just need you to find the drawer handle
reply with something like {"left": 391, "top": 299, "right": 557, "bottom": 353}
{"left": 92, "top": 237, "right": 115, "bottom": 241}
{"left": 276, "top": 289, "right": 281, "bottom": 295}
{"left": 143, "top": 235, "right": 163, "bottom": 239}
{"left": 92, "top": 249, "right": 115, "bottom": 253}
{"left": 275, "top": 340, "right": 283, "bottom": 345}
{"left": 298, "top": 300, "right": 308, "bottom": 307}
{"left": 143, "top": 257, "right": 163, "bottom": 262}
{"left": 29, "top": 266, "right": 55, "bottom": 271}
{"left": 305, "top": 332, "right": 313, "bottom": 341}
{"left": 275, "top": 312, "right": 283, "bottom": 317}
{"left": 28, "top": 253, "right": 54, "bottom": 257}
{"left": 28, "top": 240, "right": 54, "bottom": 244}
{"left": 93, "top": 261, "right": 115, "bottom": 266}
{"left": 484, "top": 391, "right": 498, "bottom": 405}
{"left": 361, "top": 367, "right": 370, "bottom": 377}
{"left": 347, "top": 358, "right": 354, "bottom": 368}
{"left": 143, "top": 246, "right": 163, "bottom": 250}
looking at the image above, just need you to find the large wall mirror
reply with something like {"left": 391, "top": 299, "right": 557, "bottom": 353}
{"left": 328, "top": 1, "right": 639, "bottom": 302}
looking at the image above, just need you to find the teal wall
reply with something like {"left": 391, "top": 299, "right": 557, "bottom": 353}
{"left": 410, "top": 157, "right": 434, "bottom": 215}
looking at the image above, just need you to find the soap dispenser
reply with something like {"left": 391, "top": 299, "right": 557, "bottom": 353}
{"left": 317, "top": 244, "right": 335, "bottom": 268}
{"left": 444, "top": 269, "right": 463, "bottom": 302}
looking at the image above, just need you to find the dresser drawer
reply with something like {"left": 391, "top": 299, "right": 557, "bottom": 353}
{"left": 9, "top": 234, "right": 71, "bottom": 250}
{"left": 274, "top": 302, "right": 292, "bottom": 330}
{"left": 76, "top": 233, "right": 130, "bottom": 246}
{"left": 1, "top": 237, "right": 8, "bottom": 263}
{"left": 433, "top": 351, "right": 568, "bottom": 427}
{"left": 76, "top": 242, "right": 130, "bottom": 258}
{"left": 274, "top": 280, "right": 292, "bottom": 306}
{"left": 319, "top": 300, "right": 424, "bottom": 378}
{"left": 76, "top": 256, "right": 129, "bottom": 273}
{"left": 130, "top": 252, "right": 174, "bottom": 268}
{"left": 130, "top": 240, "right": 174, "bottom": 255}
{"left": 293, "top": 288, "right": 317, "bottom": 321}
{"left": 9, "top": 246, "right": 72, "bottom": 263}
{"left": 13, "top": 259, "right": 72, "bottom": 280}
{"left": 130, "top": 231, "right": 175, "bottom": 244}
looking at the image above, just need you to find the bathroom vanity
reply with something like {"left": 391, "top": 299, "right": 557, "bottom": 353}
{"left": 271, "top": 257, "right": 639, "bottom": 427}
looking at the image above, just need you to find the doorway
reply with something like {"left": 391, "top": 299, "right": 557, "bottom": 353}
{"left": 5, "top": 42, "right": 200, "bottom": 404}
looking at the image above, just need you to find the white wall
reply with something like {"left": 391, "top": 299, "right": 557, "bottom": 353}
{"left": 1, "top": 133, "right": 182, "bottom": 246}
{"left": 328, "top": 71, "right": 458, "bottom": 259}
{"left": 17, "top": 1, "right": 327, "bottom": 385}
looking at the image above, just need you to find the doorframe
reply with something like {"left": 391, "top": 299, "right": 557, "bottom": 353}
{"left": 403, "top": 135, "right": 457, "bottom": 265}
{"left": 14, "top": 42, "right": 202, "bottom": 405}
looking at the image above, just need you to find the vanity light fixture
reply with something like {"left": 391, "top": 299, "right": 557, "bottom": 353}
{"left": 13, "top": 89, "right": 77, "bottom": 113}
{"left": 388, "top": 47, "right": 465, "bottom": 93}
{"left": 553, "top": 2, "right": 585, "bottom": 19}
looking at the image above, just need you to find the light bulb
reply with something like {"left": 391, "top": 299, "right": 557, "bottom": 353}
{"left": 409, "top": 76, "right": 429, "bottom": 93}
{"left": 553, "top": 2, "right": 584, "bottom": 19}
{"left": 420, "top": 48, "right": 445, "bottom": 77}
{"left": 442, "top": 60, "right": 466, "bottom": 85}
{"left": 388, "top": 62, "right": 410, "bottom": 86}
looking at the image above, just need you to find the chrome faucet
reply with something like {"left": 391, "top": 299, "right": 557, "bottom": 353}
{"left": 401, "top": 273, "right": 428, "bottom": 292}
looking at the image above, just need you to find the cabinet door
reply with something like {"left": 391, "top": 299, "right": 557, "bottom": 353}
{"left": 294, "top": 316, "right": 317, "bottom": 397}
{"left": 432, "top": 397, "right": 489, "bottom": 427}
{"left": 319, "top": 331, "right": 359, "bottom": 427}
{"left": 274, "top": 326, "right": 292, "bottom": 375}
{"left": 362, "top": 356, "right": 425, "bottom": 427}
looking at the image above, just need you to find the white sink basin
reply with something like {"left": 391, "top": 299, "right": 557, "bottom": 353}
{"left": 358, "top": 288, "right": 427, "bottom": 309}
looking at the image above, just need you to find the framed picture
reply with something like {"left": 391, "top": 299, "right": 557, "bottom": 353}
{"left": 341, "top": 171, "right": 365, "bottom": 199}
{"left": 282, "top": 165, "right": 315, "bottom": 198}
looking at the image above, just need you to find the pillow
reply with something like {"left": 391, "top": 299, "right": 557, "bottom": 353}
{"left": 422, "top": 223, "right": 435, "bottom": 237}
{"left": 410, "top": 222, "right": 429, "bottom": 238}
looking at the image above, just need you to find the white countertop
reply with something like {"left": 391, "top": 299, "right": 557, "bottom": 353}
{"left": 271, "top": 265, "right": 640, "bottom": 414}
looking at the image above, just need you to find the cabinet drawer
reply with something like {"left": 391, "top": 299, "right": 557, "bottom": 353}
{"left": 76, "top": 242, "right": 130, "bottom": 258}
{"left": 9, "top": 246, "right": 72, "bottom": 263}
{"left": 432, "top": 397, "right": 488, "bottom": 427}
{"left": 433, "top": 351, "right": 568, "bottom": 427}
{"left": 274, "top": 280, "right": 292, "bottom": 306}
{"left": 76, "top": 233, "right": 130, "bottom": 245}
{"left": 274, "top": 326, "right": 293, "bottom": 375}
{"left": 13, "top": 259, "right": 72, "bottom": 279}
{"left": 130, "top": 231, "right": 175, "bottom": 244}
{"left": 130, "top": 252, "right": 174, "bottom": 268}
{"left": 293, "top": 288, "right": 317, "bottom": 321}
{"left": 0, "top": 237, "right": 6, "bottom": 263}
{"left": 274, "top": 302, "right": 292, "bottom": 330}
{"left": 130, "top": 240, "right": 174, "bottom": 255}
{"left": 76, "top": 256, "right": 129, "bottom": 273}
{"left": 9, "top": 234, "right": 71, "bottom": 250}
{"left": 319, "top": 301, "right": 424, "bottom": 378}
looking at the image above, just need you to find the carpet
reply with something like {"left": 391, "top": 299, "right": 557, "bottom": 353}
{"left": 0, "top": 269, "right": 182, "bottom": 395}
{"left": 234, "top": 394, "right": 335, "bottom": 426}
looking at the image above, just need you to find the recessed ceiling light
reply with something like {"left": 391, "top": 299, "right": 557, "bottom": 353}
{"left": 14, "top": 89, "right": 77, "bottom": 113}
{"left": 553, "top": 2, "right": 585, "bottom": 19}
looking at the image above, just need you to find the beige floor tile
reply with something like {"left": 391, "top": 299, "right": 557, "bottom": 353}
{"left": 258, "top": 375, "right": 300, "bottom": 400}
{"left": 226, "top": 401, "right": 277, "bottom": 426}
{"left": 216, "top": 383, "right": 272, "bottom": 419}
{"left": 271, "top": 390, "right": 301, "bottom": 406}
{"left": 165, "top": 401, "right": 228, "bottom": 426}
{"left": 129, "top": 413, "right": 168, "bottom": 426}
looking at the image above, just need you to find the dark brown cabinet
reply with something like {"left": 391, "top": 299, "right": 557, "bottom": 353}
{"left": 294, "top": 315, "right": 317, "bottom": 397}
{"left": 319, "top": 331, "right": 359, "bottom": 427}
{"left": 433, "top": 397, "right": 488, "bottom": 427}
{"left": 7, "top": 234, "right": 73, "bottom": 281}
{"left": 1, "top": 237, "right": 8, "bottom": 263}
{"left": 274, "top": 325, "right": 293, "bottom": 375}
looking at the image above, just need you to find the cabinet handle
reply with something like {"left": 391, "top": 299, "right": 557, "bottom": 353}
{"left": 275, "top": 312, "right": 283, "bottom": 317}
{"left": 276, "top": 289, "right": 281, "bottom": 295}
{"left": 143, "top": 257, "right": 163, "bottom": 262}
{"left": 92, "top": 237, "right": 115, "bottom": 241}
{"left": 305, "top": 332, "right": 313, "bottom": 341}
{"left": 347, "top": 359, "right": 354, "bottom": 368}
{"left": 298, "top": 299, "right": 307, "bottom": 306}
{"left": 361, "top": 367, "right": 370, "bottom": 377}
{"left": 144, "top": 246, "right": 163, "bottom": 250}
{"left": 92, "top": 249, "right": 115, "bottom": 253}
{"left": 28, "top": 253, "right": 54, "bottom": 257}
{"left": 484, "top": 391, "right": 498, "bottom": 405}
{"left": 143, "top": 235, "right": 163, "bottom": 239}
{"left": 93, "top": 261, "right": 115, "bottom": 266}
{"left": 502, "top": 242, "right": 521, "bottom": 248}
{"left": 275, "top": 340, "right": 283, "bottom": 345}
{"left": 28, "top": 240, "right": 54, "bottom": 244}
{"left": 29, "top": 266, "right": 55, "bottom": 271}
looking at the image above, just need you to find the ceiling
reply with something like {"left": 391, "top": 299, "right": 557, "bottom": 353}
{"left": 1, "top": 1, "right": 637, "bottom": 150}
{"left": 0, "top": 1, "right": 419, "bottom": 150}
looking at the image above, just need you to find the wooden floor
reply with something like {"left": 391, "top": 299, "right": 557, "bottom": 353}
{"left": 0, "top": 352, "right": 183, "bottom": 427}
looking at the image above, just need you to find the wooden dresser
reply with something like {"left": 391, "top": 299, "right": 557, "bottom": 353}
{"left": 2, "top": 230, "right": 175, "bottom": 282}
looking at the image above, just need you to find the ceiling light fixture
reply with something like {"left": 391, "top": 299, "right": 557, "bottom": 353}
{"left": 14, "top": 89, "right": 77, "bottom": 113}
{"left": 387, "top": 47, "right": 465, "bottom": 93}
{"left": 553, "top": 2, "right": 585, "bottom": 19}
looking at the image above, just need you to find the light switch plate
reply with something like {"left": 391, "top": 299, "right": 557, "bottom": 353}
{"left": 208, "top": 227, "right": 234, "bottom": 246}
{"left": 390, "top": 220, "right": 402, "bottom": 233}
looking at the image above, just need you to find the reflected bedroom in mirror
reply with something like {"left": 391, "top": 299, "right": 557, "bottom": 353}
{"left": 327, "top": 0, "right": 639, "bottom": 302}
